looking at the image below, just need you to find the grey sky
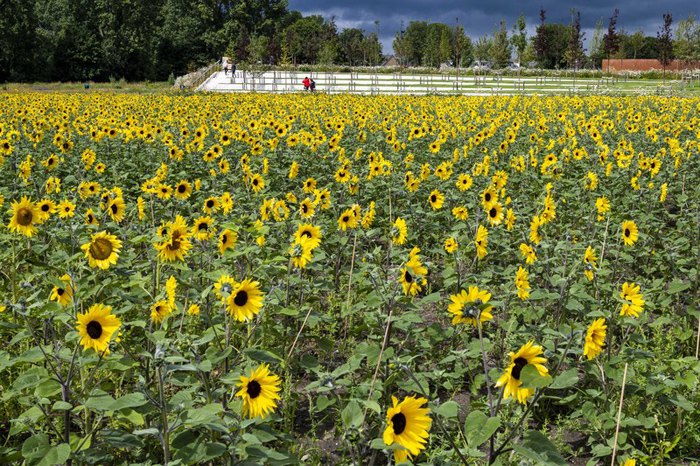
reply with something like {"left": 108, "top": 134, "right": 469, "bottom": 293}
{"left": 287, "top": 0, "right": 698, "bottom": 53}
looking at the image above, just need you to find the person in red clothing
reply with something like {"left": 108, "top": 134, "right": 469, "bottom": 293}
{"left": 302, "top": 76, "right": 310, "bottom": 91}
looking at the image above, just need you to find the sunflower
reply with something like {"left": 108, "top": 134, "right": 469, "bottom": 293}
{"left": 203, "top": 197, "right": 219, "bottom": 214}
{"left": 174, "top": 180, "right": 192, "bottom": 200}
{"left": 399, "top": 268, "right": 422, "bottom": 296}
{"left": 299, "top": 198, "right": 315, "bottom": 219}
{"left": 337, "top": 208, "right": 358, "bottom": 231}
{"left": 8, "top": 197, "right": 40, "bottom": 237}
{"left": 428, "top": 189, "right": 444, "bottom": 210}
{"left": 383, "top": 395, "right": 432, "bottom": 464}
{"left": 82, "top": 231, "right": 122, "bottom": 270}
{"left": 192, "top": 216, "right": 215, "bottom": 241}
{"left": 456, "top": 173, "right": 473, "bottom": 191}
{"left": 250, "top": 174, "right": 265, "bottom": 193}
{"left": 444, "top": 237, "right": 458, "bottom": 253}
{"left": 226, "top": 279, "right": 264, "bottom": 322}
{"left": 219, "top": 229, "right": 238, "bottom": 255}
{"left": 583, "top": 246, "right": 598, "bottom": 281}
{"left": 452, "top": 206, "right": 469, "bottom": 221}
{"left": 235, "top": 364, "right": 281, "bottom": 419}
{"left": 495, "top": 341, "right": 549, "bottom": 404}
{"left": 165, "top": 276, "right": 177, "bottom": 307}
{"left": 481, "top": 186, "right": 498, "bottom": 208}
{"left": 289, "top": 236, "right": 314, "bottom": 269}
{"left": 583, "top": 318, "right": 607, "bottom": 360}
{"left": 76, "top": 304, "right": 121, "bottom": 354}
{"left": 519, "top": 243, "right": 537, "bottom": 264}
{"left": 107, "top": 197, "right": 126, "bottom": 223}
{"left": 620, "top": 282, "right": 644, "bottom": 318}
{"left": 486, "top": 202, "right": 504, "bottom": 226}
{"left": 220, "top": 192, "right": 234, "bottom": 213}
{"left": 621, "top": 220, "right": 638, "bottom": 246}
{"left": 392, "top": 217, "right": 408, "bottom": 245}
{"left": 505, "top": 208, "right": 516, "bottom": 230}
{"left": 56, "top": 199, "right": 76, "bottom": 219}
{"left": 515, "top": 266, "right": 531, "bottom": 300}
{"left": 475, "top": 225, "right": 488, "bottom": 259}
{"left": 150, "top": 300, "right": 172, "bottom": 324}
{"left": 294, "top": 223, "right": 322, "bottom": 250}
{"left": 49, "top": 274, "right": 73, "bottom": 307}
{"left": 448, "top": 286, "right": 493, "bottom": 326}
{"left": 36, "top": 199, "right": 56, "bottom": 223}
{"left": 155, "top": 217, "right": 192, "bottom": 262}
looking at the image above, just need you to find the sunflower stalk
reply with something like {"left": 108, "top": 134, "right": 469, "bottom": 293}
{"left": 400, "top": 365, "right": 469, "bottom": 466}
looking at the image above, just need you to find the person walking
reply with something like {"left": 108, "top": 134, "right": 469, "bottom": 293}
{"left": 302, "top": 76, "right": 310, "bottom": 91}
{"left": 310, "top": 78, "right": 316, "bottom": 92}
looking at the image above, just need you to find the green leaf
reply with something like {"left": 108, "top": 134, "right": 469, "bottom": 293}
{"left": 36, "top": 443, "right": 70, "bottom": 466}
{"left": 109, "top": 393, "right": 148, "bottom": 411}
{"left": 435, "top": 400, "right": 460, "bottom": 418}
{"left": 419, "top": 292, "right": 442, "bottom": 305}
{"left": 520, "top": 430, "right": 567, "bottom": 465}
{"left": 245, "top": 348, "right": 283, "bottom": 363}
{"left": 341, "top": 400, "right": 364, "bottom": 429}
{"left": 667, "top": 280, "right": 690, "bottom": 294}
{"left": 520, "top": 364, "right": 553, "bottom": 389}
{"left": 465, "top": 411, "right": 500, "bottom": 447}
{"left": 550, "top": 368, "right": 579, "bottom": 389}
{"left": 52, "top": 401, "right": 73, "bottom": 411}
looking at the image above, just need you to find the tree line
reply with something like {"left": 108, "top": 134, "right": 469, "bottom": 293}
{"left": 1, "top": 1, "right": 698, "bottom": 82}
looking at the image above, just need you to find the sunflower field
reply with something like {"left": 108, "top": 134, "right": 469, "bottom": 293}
{"left": 0, "top": 92, "right": 699, "bottom": 466}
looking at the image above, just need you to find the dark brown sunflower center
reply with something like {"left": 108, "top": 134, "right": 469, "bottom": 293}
{"left": 301, "top": 231, "right": 312, "bottom": 238}
{"left": 198, "top": 222, "right": 208, "bottom": 231}
{"left": 404, "top": 271, "right": 413, "bottom": 283}
{"left": 485, "top": 193, "right": 492, "bottom": 202}
{"left": 178, "top": 185, "right": 186, "bottom": 193}
{"left": 41, "top": 204, "right": 50, "bottom": 212}
{"left": 57, "top": 288, "right": 65, "bottom": 295}
{"left": 391, "top": 413, "right": 407, "bottom": 435}
{"left": 430, "top": 195, "right": 437, "bottom": 202}
{"left": 90, "top": 238, "right": 114, "bottom": 261}
{"left": 221, "top": 235, "right": 228, "bottom": 244}
{"left": 624, "top": 228, "right": 630, "bottom": 237}
{"left": 342, "top": 216, "right": 349, "bottom": 222}
{"left": 302, "top": 204, "right": 308, "bottom": 213}
{"left": 247, "top": 380, "right": 261, "bottom": 398}
{"left": 86, "top": 320, "right": 103, "bottom": 339}
{"left": 489, "top": 208, "right": 497, "bottom": 218}
{"left": 206, "top": 200, "right": 214, "bottom": 207}
{"left": 110, "top": 203, "right": 118, "bottom": 214}
{"left": 234, "top": 290, "right": 248, "bottom": 307}
{"left": 17, "top": 207, "right": 34, "bottom": 226}
{"left": 511, "top": 357, "right": 528, "bottom": 380}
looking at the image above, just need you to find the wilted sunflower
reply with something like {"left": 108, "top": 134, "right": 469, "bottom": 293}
{"left": 448, "top": 286, "right": 493, "bottom": 326}
{"left": 235, "top": 364, "right": 281, "bottom": 419}
{"left": 219, "top": 229, "right": 238, "bottom": 255}
{"left": 621, "top": 220, "right": 638, "bottom": 246}
{"left": 226, "top": 279, "right": 264, "bottom": 322}
{"left": 583, "top": 318, "right": 607, "bottom": 360}
{"left": 50, "top": 274, "right": 73, "bottom": 307}
{"left": 620, "top": 282, "right": 644, "bottom": 317}
{"left": 76, "top": 303, "right": 121, "bottom": 354}
{"left": 82, "top": 231, "right": 122, "bottom": 270}
{"left": 8, "top": 197, "right": 40, "bottom": 237}
{"left": 495, "top": 341, "right": 549, "bottom": 404}
{"left": 383, "top": 395, "right": 432, "bottom": 464}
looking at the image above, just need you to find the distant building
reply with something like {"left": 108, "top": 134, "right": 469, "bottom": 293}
{"left": 381, "top": 55, "right": 400, "bottom": 67}
{"left": 603, "top": 59, "right": 700, "bottom": 72}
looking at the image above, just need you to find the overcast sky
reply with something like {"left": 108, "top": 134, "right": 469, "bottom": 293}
{"left": 288, "top": 0, "right": 698, "bottom": 53}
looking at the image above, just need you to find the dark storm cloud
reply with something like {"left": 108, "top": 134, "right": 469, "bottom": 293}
{"left": 288, "top": 0, "right": 698, "bottom": 53}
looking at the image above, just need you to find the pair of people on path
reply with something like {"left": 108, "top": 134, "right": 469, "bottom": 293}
{"left": 302, "top": 76, "right": 316, "bottom": 92}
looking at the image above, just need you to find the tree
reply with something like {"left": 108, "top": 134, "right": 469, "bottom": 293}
{"left": 490, "top": 20, "right": 511, "bottom": 68}
{"left": 589, "top": 19, "right": 605, "bottom": 68}
{"left": 603, "top": 8, "right": 620, "bottom": 73}
{"left": 474, "top": 34, "right": 492, "bottom": 64}
{"left": 657, "top": 13, "right": 674, "bottom": 81}
{"left": 362, "top": 32, "right": 382, "bottom": 66}
{"left": 0, "top": 0, "right": 38, "bottom": 81}
{"left": 510, "top": 14, "right": 527, "bottom": 65}
{"left": 339, "top": 28, "right": 365, "bottom": 66}
{"left": 564, "top": 9, "right": 585, "bottom": 69}
{"left": 626, "top": 30, "right": 646, "bottom": 59}
{"left": 533, "top": 8, "right": 548, "bottom": 68}
{"left": 674, "top": 15, "right": 700, "bottom": 65}
{"left": 452, "top": 25, "right": 473, "bottom": 67}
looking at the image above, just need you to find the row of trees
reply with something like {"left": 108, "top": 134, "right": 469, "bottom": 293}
{"left": 0, "top": 0, "right": 382, "bottom": 82}
{"left": 1, "top": 1, "right": 698, "bottom": 82}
